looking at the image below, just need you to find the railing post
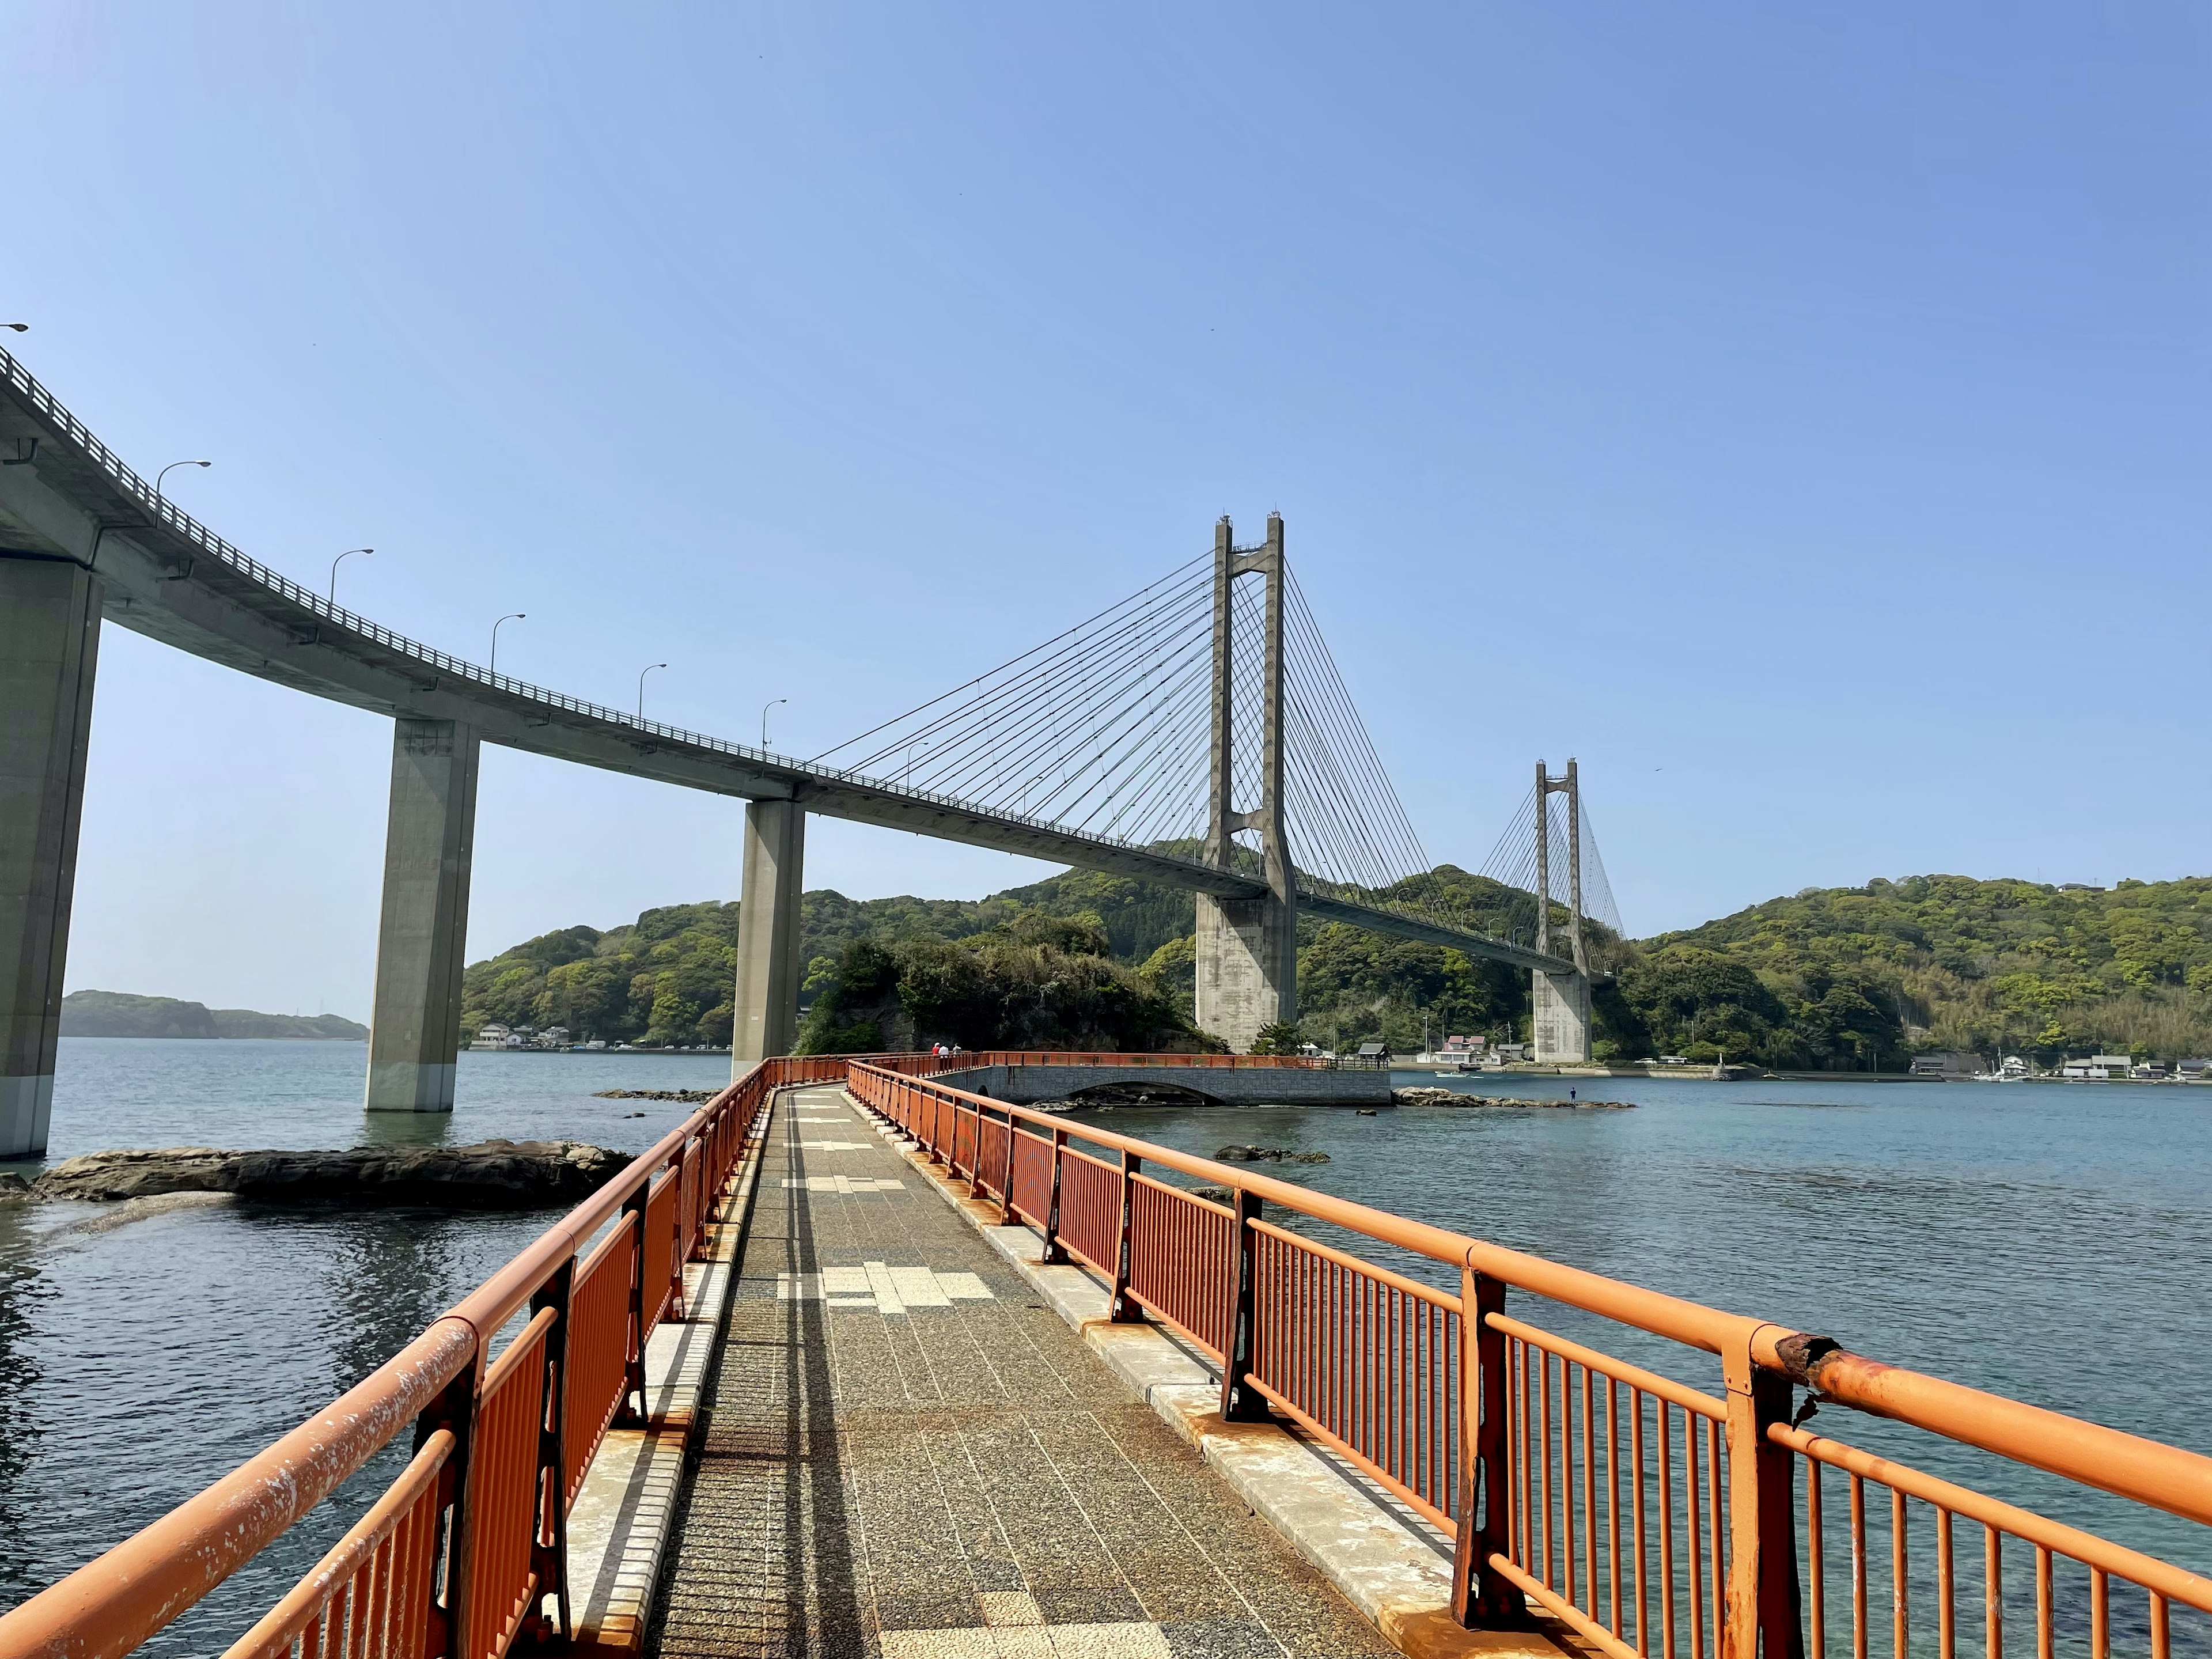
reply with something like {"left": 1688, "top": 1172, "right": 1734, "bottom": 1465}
{"left": 1041, "top": 1126, "right": 1070, "bottom": 1265}
{"left": 1725, "top": 1335, "right": 1802, "bottom": 1659}
{"left": 672, "top": 1147, "right": 693, "bottom": 1320}
{"left": 616, "top": 1190, "right": 649, "bottom": 1426}
{"left": 1454, "top": 1266, "right": 1518, "bottom": 1624}
{"left": 414, "top": 1344, "right": 486, "bottom": 1657}
{"left": 998, "top": 1108, "right": 1018, "bottom": 1227}
{"left": 1109, "top": 1149, "right": 1143, "bottom": 1322}
{"left": 1219, "top": 1188, "right": 1268, "bottom": 1422}
{"left": 528, "top": 1256, "right": 575, "bottom": 1643}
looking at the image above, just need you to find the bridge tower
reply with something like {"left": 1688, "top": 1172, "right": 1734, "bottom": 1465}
{"left": 1531, "top": 757, "right": 1592, "bottom": 1065}
{"left": 0, "top": 556, "right": 101, "bottom": 1157}
{"left": 1194, "top": 514, "right": 1296, "bottom": 1053}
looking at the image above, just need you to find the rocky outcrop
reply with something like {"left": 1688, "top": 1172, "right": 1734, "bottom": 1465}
{"left": 1392, "top": 1087, "right": 1634, "bottom": 1109}
{"left": 592, "top": 1089, "right": 716, "bottom": 1103}
{"left": 1213, "top": 1145, "right": 1331, "bottom": 1164}
{"left": 27, "top": 1140, "right": 630, "bottom": 1209}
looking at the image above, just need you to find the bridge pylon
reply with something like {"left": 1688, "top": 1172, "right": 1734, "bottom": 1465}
{"left": 1530, "top": 757, "right": 1592, "bottom": 1065}
{"left": 1194, "top": 514, "right": 1296, "bottom": 1054}
{"left": 0, "top": 556, "right": 101, "bottom": 1157}
{"left": 732, "top": 798, "right": 805, "bottom": 1067}
{"left": 364, "top": 718, "right": 481, "bottom": 1111}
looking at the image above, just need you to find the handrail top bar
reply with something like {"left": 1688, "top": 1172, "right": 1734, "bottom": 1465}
{"left": 858, "top": 1058, "right": 2212, "bottom": 1528}
{"left": 0, "top": 1317, "right": 477, "bottom": 1659}
{"left": 1770, "top": 1342, "right": 2212, "bottom": 1532}
{"left": 852, "top": 1060, "right": 1753, "bottom": 1353}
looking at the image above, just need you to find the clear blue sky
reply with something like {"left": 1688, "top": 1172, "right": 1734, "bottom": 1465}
{"left": 7, "top": 3, "right": 2207, "bottom": 1018}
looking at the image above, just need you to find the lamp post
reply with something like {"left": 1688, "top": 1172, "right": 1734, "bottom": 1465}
{"left": 491, "top": 613, "right": 526, "bottom": 675}
{"left": 328, "top": 548, "right": 373, "bottom": 607}
{"left": 637, "top": 662, "right": 668, "bottom": 722}
{"left": 2, "top": 323, "right": 25, "bottom": 333}
{"left": 760, "top": 697, "right": 787, "bottom": 750}
{"left": 154, "top": 459, "right": 211, "bottom": 499}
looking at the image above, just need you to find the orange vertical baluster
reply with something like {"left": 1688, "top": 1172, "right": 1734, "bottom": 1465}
{"left": 1893, "top": 1490, "right": 1910, "bottom": 1659}
{"left": 1849, "top": 1475, "right": 1868, "bottom": 1659}
{"left": 1937, "top": 1507, "right": 1956, "bottom": 1659}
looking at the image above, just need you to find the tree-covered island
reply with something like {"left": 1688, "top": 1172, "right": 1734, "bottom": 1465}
{"left": 458, "top": 869, "right": 2212, "bottom": 1067}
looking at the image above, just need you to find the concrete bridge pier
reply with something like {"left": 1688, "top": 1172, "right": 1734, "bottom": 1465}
{"left": 0, "top": 558, "right": 101, "bottom": 1158}
{"left": 732, "top": 798, "right": 804, "bottom": 1067}
{"left": 364, "top": 718, "right": 480, "bottom": 1112}
{"left": 1195, "top": 893, "right": 1295, "bottom": 1053}
{"left": 1532, "top": 969, "right": 1592, "bottom": 1064}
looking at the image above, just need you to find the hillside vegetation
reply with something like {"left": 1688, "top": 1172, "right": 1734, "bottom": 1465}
{"left": 456, "top": 869, "right": 2212, "bottom": 1066}
{"left": 795, "top": 911, "right": 1210, "bottom": 1054}
{"left": 1640, "top": 875, "right": 2212, "bottom": 1065}
{"left": 61, "top": 990, "right": 366, "bottom": 1040}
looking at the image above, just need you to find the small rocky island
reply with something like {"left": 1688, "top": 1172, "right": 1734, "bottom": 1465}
{"left": 1, "top": 1139, "right": 630, "bottom": 1209}
{"left": 1392, "top": 1086, "right": 1634, "bottom": 1109}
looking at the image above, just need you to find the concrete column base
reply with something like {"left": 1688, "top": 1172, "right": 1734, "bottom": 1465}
{"left": 1194, "top": 892, "right": 1296, "bottom": 1054}
{"left": 732, "top": 800, "right": 805, "bottom": 1068}
{"left": 365, "top": 719, "right": 480, "bottom": 1114}
{"left": 364, "top": 1060, "right": 458, "bottom": 1114}
{"left": 1532, "top": 969, "right": 1592, "bottom": 1064}
{"left": 1, "top": 1075, "right": 54, "bottom": 1160}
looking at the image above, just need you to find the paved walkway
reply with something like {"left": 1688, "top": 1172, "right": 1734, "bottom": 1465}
{"left": 647, "top": 1084, "right": 1399, "bottom": 1659}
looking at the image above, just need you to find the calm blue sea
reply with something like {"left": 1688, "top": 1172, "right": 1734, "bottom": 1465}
{"left": 2, "top": 1043, "right": 2206, "bottom": 1653}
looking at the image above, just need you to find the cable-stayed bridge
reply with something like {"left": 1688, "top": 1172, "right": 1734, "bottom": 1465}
{"left": 0, "top": 347, "right": 1619, "bottom": 1156}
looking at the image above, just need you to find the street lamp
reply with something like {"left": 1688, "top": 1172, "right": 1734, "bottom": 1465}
{"left": 154, "top": 459, "right": 211, "bottom": 499}
{"left": 637, "top": 662, "right": 668, "bottom": 722}
{"left": 2, "top": 323, "right": 25, "bottom": 334}
{"left": 328, "top": 547, "right": 372, "bottom": 607}
{"left": 760, "top": 697, "right": 787, "bottom": 749}
{"left": 490, "top": 613, "right": 526, "bottom": 675}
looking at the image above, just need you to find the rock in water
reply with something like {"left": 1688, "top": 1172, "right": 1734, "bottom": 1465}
{"left": 32, "top": 1140, "right": 632, "bottom": 1209}
{"left": 1213, "top": 1145, "right": 1330, "bottom": 1164}
{"left": 1391, "top": 1087, "right": 1634, "bottom": 1109}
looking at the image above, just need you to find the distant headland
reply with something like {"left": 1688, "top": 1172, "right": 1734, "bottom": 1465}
{"left": 59, "top": 990, "right": 367, "bottom": 1041}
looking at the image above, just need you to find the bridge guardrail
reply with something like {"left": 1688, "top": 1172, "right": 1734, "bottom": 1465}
{"left": 0, "top": 1051, "right": 893, "bottom": 1659}
{"left": 844, "top": 1060, "right": 2212, "bottom": 1659}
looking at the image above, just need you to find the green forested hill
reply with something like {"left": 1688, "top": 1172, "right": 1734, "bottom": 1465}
{"left": 457, "top": 869, "right": 2212, "bottom": 1064}
{"left": 61, "top": 990, "right": 368, "bottom": 1040}
{"left": 454, "top": 865, "right": 1539, "bottom": 1051}
{"left": 1635, "top": 875, "right": 2212, "bottom": 1064}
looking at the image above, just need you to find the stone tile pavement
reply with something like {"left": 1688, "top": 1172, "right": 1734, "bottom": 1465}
{"left": 646, "top": 1084, "right": 1400, "bottom": 1659}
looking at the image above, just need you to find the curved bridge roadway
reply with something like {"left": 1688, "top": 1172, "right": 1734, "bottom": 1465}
{"left": 0, "top": 347, "right": 1565, "bottom": 1153}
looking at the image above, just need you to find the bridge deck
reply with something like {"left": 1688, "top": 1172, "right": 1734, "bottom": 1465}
{"left": 650, "top": 1084, "right": 1396, "bottom": 1658}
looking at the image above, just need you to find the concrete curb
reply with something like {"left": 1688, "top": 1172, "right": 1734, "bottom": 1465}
{"left": 843, "top": 1087, "right": 1571, "bottom": 1659}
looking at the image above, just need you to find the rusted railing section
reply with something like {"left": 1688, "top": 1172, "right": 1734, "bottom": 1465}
{"left": 0, "top": 1052, "right": 863, "bottom": 1659}
{"left": 846, "top": 1060, "right": 2212, "bottom": 1659}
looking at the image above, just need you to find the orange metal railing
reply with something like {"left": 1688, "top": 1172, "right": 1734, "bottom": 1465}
{"left": 844, "top": 1060, "right": 2212, "bottom": 1659}
{"left": 7, "top": 1050, "right": 2211, "bottom": 1659}
{"left": 0, "top": 1052, "right": 862, "bottom": 1659}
